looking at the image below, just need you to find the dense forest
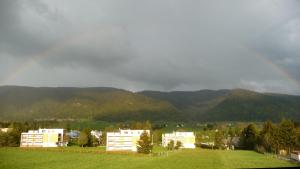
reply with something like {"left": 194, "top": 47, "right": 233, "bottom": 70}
{"left": 0, "top": 86, "right": 300, "bottom": 122}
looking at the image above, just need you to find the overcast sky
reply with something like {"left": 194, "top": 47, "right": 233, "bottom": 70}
{"left": 0, "top": 0, "right": 300, "bottom": 94}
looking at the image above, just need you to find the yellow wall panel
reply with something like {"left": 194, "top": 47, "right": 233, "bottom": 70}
{"left": 50, "top": 134, "right": 58, "bottom": 143}
{"left": 43, "top": 134, "right": 48, "bottom": 142}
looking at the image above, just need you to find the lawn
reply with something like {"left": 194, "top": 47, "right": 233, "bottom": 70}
{"left": 0, "top": 147, "right": 298, "bottom": 169}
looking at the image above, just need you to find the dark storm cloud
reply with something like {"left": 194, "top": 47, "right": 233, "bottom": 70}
{"left": 251, "top": 12, "right": 300, "bottom": 82}
{"left": 0, "top": 0, "right": 300, "bottom": 94}
{"left": 0, "top": 0, "right": 38, "bottom": 55}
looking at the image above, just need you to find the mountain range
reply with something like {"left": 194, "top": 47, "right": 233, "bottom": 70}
{"left": 0, "top": 86, "right": 299, "bottom": 122}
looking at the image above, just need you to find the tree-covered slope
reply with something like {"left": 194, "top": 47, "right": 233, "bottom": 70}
{"left": 0, "top": 86, "right": 300, "bottom": 122}
{"left": 140, "top": 89, "right": 300, "bottom": 122}
{"left": 0, "top": 86, "right": 178, "bottom": 121}
{"left": 202, "top": 89, "right": 300, "bottom": 122}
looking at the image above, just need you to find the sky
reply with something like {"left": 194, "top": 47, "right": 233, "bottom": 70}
{"left": 0, "top": 0, "right": 300, "bottom": 94}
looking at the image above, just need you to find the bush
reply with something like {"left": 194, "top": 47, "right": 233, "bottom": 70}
{"left": 0, "top": 129, "right": 21, "bottom": 147}
{"left": 167, "top": 140, "right": 175, "bottom": 150}
{"left": 137, "top": 131, "right": 153, "bottom": 154}
{"left": 78, "top": 132, "right": 89, "bottom": 147}
{"left": 175, "top": 141, "right": 182, "bottom": 150}
{"left": 255, "top": 145, "right": 266, "bottom": 154}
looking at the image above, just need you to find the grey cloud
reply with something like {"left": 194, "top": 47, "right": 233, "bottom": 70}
{"left": 0, "top": 0, "right": 300, "bottom": 94}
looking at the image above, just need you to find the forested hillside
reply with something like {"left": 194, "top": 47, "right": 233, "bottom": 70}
{"left": 0, "top": 86, "right": 300, "bottom": 122}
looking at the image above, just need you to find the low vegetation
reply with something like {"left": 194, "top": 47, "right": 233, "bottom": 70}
{"left": 0, "top": 147, "right": 298, "bottom": 169}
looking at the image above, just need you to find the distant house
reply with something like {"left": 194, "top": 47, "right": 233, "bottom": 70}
{"left": 106, "top": 129, "right": 149, "bottom": 152}
{"left": 162, "top": 132, "right": 196, "bottom": 149}
{"left": 20, "top": 129, "right": 66, "bottom": 147}
{"left": 291, "top": 151, "right": 300, "bottom": 161}
{"left": 227, "top": 136, "right": 240, "bottom": 150}
{"left": 91, "top": 130, "right": 102, "bottom": 140}
{"left": 0, "top": 128, "right": 12, "bottom": 133}
{"left": 66, "top": 130, "right": 80, "bottom": 139}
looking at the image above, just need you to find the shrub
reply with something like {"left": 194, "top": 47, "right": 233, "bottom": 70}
{"left": 137, "top": 131, "right": 153, "bottom": 154}
{"left": 255, "top": 145, "right": 266, "bottom": 154}
{"left": 175, "top": 141, "right": 182, "bottom": 150}
{"left": 167, "top": 140, "right": 175, "bottom": 150}
{"left": 78, "top": 132, "right": 89, "bottom": 147}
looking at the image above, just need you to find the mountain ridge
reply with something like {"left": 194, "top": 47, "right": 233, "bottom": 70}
{"left": 0, "top": 86, "right": 299, "bottom": 122}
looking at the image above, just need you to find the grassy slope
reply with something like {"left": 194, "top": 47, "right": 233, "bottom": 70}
{"left": 0, "top": 147, "right": 297, "bottom": 169}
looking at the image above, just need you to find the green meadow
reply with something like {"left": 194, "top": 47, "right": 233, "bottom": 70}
{"left": 0, "top": 147, "right": 298, "bottom": 169}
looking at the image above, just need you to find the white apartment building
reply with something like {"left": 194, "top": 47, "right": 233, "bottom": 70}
{"left": 106, "top": 129, "right": 150, "bottom": 152}
{"left": 162, "top": 131, "right": 196, "bottom": 149}
{"left": 20, "top": 129, "right": 65, "bottom": 147}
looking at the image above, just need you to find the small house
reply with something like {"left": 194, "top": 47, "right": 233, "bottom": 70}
{"left": 291, "top": 151, "right": 300, "bottom": 161}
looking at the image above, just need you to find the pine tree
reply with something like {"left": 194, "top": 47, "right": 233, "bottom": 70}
{"left": 277, "top": 119, "right": 297, "bottom": 153}
{"left": 137, "top": 131, "right": 153, "bottom": 154}
{"left": 259, "top": 121, "right": 275, "bottom": 152}
{"left": 240, "top": 124, "right": 259, "bottom": 150}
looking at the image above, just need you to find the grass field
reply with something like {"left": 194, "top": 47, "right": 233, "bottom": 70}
{"left": 0, "top": 147, "right": 298, "bottom": 169}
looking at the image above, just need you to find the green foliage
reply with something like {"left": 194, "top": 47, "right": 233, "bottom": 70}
{"left": 240, "top": 124, "right": 259, "bottom": 150}
{"left": 1, "top": 86, "right": 300, "bottom": 122}
{"left": 0, "top": 123, "right": 26, "bottom": 147}
{"left": 254, "top": 144, "right": 266, "bottom": 154}
{"left": 214, "top": 130, "right": 227, "bottom": 149}
{"left": 78, "top": 132, "right": 89, "bottom": 147}
{"left": 276, "top": 119, "right": 297, "bottom": 153}
{"left": 239, "top": 119, "right": 298, "bottom": 154}
{"left": 259, "top": 119, "right": 297, "bottom": 154}
{"left": 195, "top": 133, "right": 202, "bottom": 147}
{"left": 0, "top": 132, "right": 8, "bottom": 146}
{"left": 0, "top": 129, "right": 20, "bottom": 147}
{"left": 167, "top": 140, "right": 175, "bottom": 150}
{"left": 0, "top": 86, "right": 177, "bottom": 122}
{"left": 137, "top": 131, "right": 153, "bottom": 154}
{"left": 175, "top": 141, "right": 182, "bottom": 149}
{"left": 152, "top": 130, "right": 163, "bottom": 145}
{"left": 259, "top": 121, "right": 275, "bottom": 152}
{"left": 142, "top": 89, "right": 300, "bottom": 122}
{"left": 100, "top": 132, "right": 106, "bottom": 146}
{"left": 116, "top": 121, "right": 152, "bottom": 130}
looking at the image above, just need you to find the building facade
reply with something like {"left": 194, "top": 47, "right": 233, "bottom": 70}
{"left": 20, "top": 129, "right": 65, "bottom": 147}
{"left": 66, "top": 130, "right": 80, "bottom": 139}
{"left": 162, "top": 132, "right": 196, "bottom": 148}
{"left": 106, "top": 129, "right": 150, "bottom": 152}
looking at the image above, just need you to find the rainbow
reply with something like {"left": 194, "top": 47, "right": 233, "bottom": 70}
{"left": 1, "top": 27, "right": 110, "bottom": 85}
{"left": 240, "top": 44, "right": 300, "bottom": 90}
{"left": 1, "top": 33, "right": 300, "bottom": 91}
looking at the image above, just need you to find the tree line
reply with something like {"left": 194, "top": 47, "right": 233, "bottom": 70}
{"left": 214, "top": 119, "right": 299, "bottom": 154}
{"left": 1, "top": 119, "right": 299, "bottom": 156}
